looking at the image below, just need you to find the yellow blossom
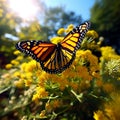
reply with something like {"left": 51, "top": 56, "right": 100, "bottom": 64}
{"left": 76, "top": 66, "right": 93, "bottom": 81}
{"left": 52, "top": 99, "right": 62, "bottom": 109}
{"left": 20, "top": 63, "right": 27, "bottom": 71}
{"left": 11, "top": 60, "right": 19, "bottom": 65}
{"left": 92, "top": 71, "right": 100, "bottom": 79}
{"left": 14, "top": 79, "right": 24, "bottom": 88}
{"left": 94, "top": 110, "right": 108, "bottom": 120}
{"left": 36, "top": 87, "right": 48, "bottom": 99}
{"left": 24, "top": 79, "right": 32, "bottom": 86}
{"left": 16, "top": 56, "right": 23, "bottom": 61}
{"left": 38, "top": 72, "right": 47, "bottom": 87}
{"left": 59, "top": 78, "right": 68, "bottom": 91}
{"left": 50, "top": 36, "right": 64, "bottom": 44}
{"left": 13, "top": 71, "right": 21, "bottom": 77}
{"left": 5, "top": 64, "right": 12, "bottom": 69}
{"left": 67, "top": 24, "right": 74, "bottom": 29}
{"left": 13, "top": 50, "right": 21, "bottom": 55}
{"left": 101, "top": 46, "right": 115, "bottom": 55}
{"left": 32, "top": 94, "right": 39, "bottom": 103}
{"left": 40, "top": 110, "right": 46, "bottom": 118}
{"left": 57, "top": 28, "right": 65, "bottom": 35}
{"left": 24, "top": 72, "right": 33, "bottom": 79}
{"left": 100, "top": 46, "right": 120, "bottom": 60}
{"left": 21, "top": 60, "right": 37, "bottom": 72}
{"left": 65, "top": 28, "right": 70, "bottom": 33}
{"left": 65, "top": 24, "right": 74, "bottom": 33}
{"left": 69, "top": 82, "right": 79, "bottom": 91}
{"left": 45, "top": 102, "right": 52, "bottom": 113}
{"left": 86, "top": 30, "right": 99, "bottom": 39}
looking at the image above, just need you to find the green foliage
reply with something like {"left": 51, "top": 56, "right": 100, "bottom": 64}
{"left": 90, "top": 0, "right": 120, "bottom": 52}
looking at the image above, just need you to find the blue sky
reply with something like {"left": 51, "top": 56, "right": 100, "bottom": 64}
{"left": 43, "top": 0, "right": 95, "bottom": 20}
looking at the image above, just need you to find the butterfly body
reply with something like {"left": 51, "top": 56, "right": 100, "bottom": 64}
{"left": 16, "top": 22, "right": 90, "bottom": 74}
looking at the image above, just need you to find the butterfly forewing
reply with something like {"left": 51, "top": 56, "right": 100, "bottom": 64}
{"left": 61, "top": 21, "right": 90, "bottom": 53}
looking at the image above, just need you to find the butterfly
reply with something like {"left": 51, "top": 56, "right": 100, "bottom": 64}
{"left": 16, "top": 21, "right": 90, "bottom": 74}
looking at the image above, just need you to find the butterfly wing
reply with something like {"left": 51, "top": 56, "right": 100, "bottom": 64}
{"left": 16, "top": 40, "right": 75, "bottom": 73}
{"left": 16, "top": 22, "right": 90, "bottom": 74}
{"left": 61, "top": 21, "right": 90, "bottom": 53}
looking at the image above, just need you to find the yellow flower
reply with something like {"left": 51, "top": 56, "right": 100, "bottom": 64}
{"left": 40, "top": 110, "right": 46, "bottom": 118}
{"left": 100, "top": 46, "right": 120, "bottom": 60}
{"left": 93, "top": 110, "right": 108, "bottom": 120}
{"left": 69, "top": 82, "right": 79, "bottom": 91}
{"left": 13, "top": 50, "right": 21, "bottom": 55}
{"left": 65, "top": 24, "right": 74, "bottom": 33}
{"left": 16, "top": 56, "right": 23, "bottom": 61}
{"left": 67, "top": 24, "right": 74, "bottom": 29}
{"left": 52, "top": 99, "right": 62, "bottom": 109}
{"left": 101, "top": 46, "right": 115, "bottom": 55}
{"left": 45, "top": 102, "right": 52, "bottom": 113}
{"left": 21, "top": 63, "right": 27, "bottom": 71}
{"left": 65, "top": 28, "right": 70, "bottom": 33}
{"left": 76, "top": 66, "right": 93, "bottom": 81}
{"left": 11, "top": 60, "right": 19, "bottom": 65}
{"left": 32, "top": 94, "right": 39, "bottom": 103}
{"left": 25, "top": 72, "right": 33, "bottom": 79}
{"left": 21, "top": 60, "right": 37, "bottom": 72}
{"left": 59, "top": 78, "right": 68, "bottom": 91}
{"left": 38, "top": 72, "right": 47, "bottom": 87}
{"left": 86, "top": 30, "right": 99, "bottom": 39}
{"left": 36, "top": 87, "right": 48, "bottom": 99}
{"left": 57, "top": 28, "right": 65, "bottom": 35}
{"left": 14, "top": 79, "right": 24, "bottom": 88}
{"left": 24, "top": 79, "right": 32, "bottom": 86}
{"left": 5, "top": 64, "right": 12, "bottom": 69}
{"left": 13, "top": 71, "right": 21, "bottom": 77}
{"left": 50, "top": 36, "right": 63, "bottom": 44}
{"left": 92, "top": 71, "right": 100, "bottom": 79}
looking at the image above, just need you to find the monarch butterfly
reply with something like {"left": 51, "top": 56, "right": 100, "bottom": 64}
{"left": 16, "top": 21, "right": 90, "bottom": 74}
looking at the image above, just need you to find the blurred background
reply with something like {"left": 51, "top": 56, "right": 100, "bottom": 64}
{"left": 0, "top": 0, "right": 120, "bottom": 68}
